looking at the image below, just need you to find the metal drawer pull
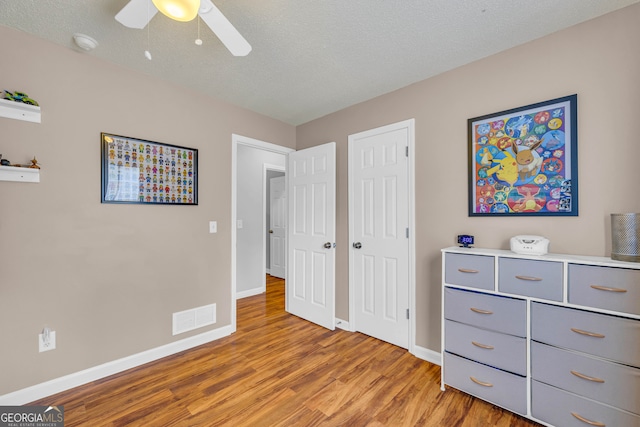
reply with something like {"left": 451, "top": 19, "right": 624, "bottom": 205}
{"left": 515, "top": 275, "right": 542, "bottom": 281}
{"left": 571, "top": 412, "right": 605, "bottom": 426}
{"left": 571, "top": 328, "right": 605, "bottom": 339}
{"left": 471, "top": 341, "right": 494, "bottom": 350}
{"left": 470, "top": 307, "right": 493, "bottom": 315}
{"left": 590, "top": 284, "right": 627, "bottom": 293}
{"left": 458, "top": 268, "right": 479, "bottom": 273}
{"left": 469, "top": 376, "right": 493, "bottom": 387}
{"left": 571, "top": 370, "right": 605, "bottom": 383}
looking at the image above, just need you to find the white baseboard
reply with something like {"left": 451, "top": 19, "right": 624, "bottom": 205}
{"left": 335, "top": 318, "right": 351, "bottom": 331}
{"left": 0, "top": 325, "right": 234, "bottom": 406}
{"left": 236, "top": 287, "right": 265, "bottom": 299}
{"left": 412, "top": 345, "right": 441, "bottom": 366}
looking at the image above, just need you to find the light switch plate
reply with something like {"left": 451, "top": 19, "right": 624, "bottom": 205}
{"left": 209, "top": 221, "right": 217, "bottom": 233}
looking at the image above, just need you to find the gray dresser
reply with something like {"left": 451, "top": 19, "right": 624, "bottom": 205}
{"left": 441, "top": 247, "right": 640, "bottom": 427}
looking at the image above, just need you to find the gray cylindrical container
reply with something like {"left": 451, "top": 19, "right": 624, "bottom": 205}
{"left": 611, "top": 213, "right": 640, "bottom": 262}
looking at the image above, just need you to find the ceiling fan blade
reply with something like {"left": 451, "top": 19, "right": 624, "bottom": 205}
{"left": 199, "top": 0, "right": 252, "bottom": 56}
{"left": 115, "top": 0, "right": 158, "bottom": 29}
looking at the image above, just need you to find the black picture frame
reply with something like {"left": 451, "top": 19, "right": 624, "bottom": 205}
{"left": 468, "top": 94, "right": 577, "bottom": 216}
{"left": 101, "top": 133, "right": 198, "bottom": 205}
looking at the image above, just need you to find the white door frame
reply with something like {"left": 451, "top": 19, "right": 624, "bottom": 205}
{"left": 347, "top": 119, "right": 416, "bottom": 353}
{"left": 264, "top": 164, "right": 286, "bottom": 277}
{"left": 231, "top": 134, "right": 294, "bottom": 332}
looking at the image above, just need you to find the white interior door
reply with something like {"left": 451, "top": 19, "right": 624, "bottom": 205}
{"left": 269, "top": 176, "right": 286, "bottom": 279}
{"left": 287, "top": 142, "right": 336, "bottom": 330}
{"left": 349, "top": 122, "right": 411, "bottom": 348}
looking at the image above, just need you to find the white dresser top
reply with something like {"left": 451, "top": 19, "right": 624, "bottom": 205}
{"left": 442, "top": 246, "right": 640, "bottom": 270}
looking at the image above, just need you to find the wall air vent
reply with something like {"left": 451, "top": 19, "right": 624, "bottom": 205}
{"left": 172, "top": 303, "right": 216, "bottom": 335}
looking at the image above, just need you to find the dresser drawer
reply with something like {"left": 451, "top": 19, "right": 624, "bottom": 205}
{"left": 569, "top": 264, "right": 640, "bottom": 316}
{"left": 445, "top": 320, "right": 526, "bottom": 376}
{"left": 532, "top": 302, "right": 640, "bottom": 368}
{"left": 532, "top": 341, "right": 640, "bottom": 415}
{"left": 498, "top": 257, "right": 563, "bottom": 301}
{"left": 443, "top": 352, "right": 527, "bottom": 415}
{"left": 444, "top": 287, "right": 526, "bottom": 337}
{"left": 444, "top": 253, "right": 494, "bottom": 290}
{"left": 532, "top": 380, "right": 640, "bottom": 427}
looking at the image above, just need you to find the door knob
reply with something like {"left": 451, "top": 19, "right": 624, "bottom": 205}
{"left": 353, "top": 242, "right": 362, "bottom": 249}
{"left": 323, "top": 242, "right": 332, "bottom": 249}
{"left": 269, "top": 230, "right": 274, "bottom": 234}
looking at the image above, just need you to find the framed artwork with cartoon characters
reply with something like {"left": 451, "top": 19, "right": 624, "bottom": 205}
{"left": 101, "top": 133, "right": 198, "bottom": 205}
{"left": 468, "top": 94, "right": 577, "bottom": 216}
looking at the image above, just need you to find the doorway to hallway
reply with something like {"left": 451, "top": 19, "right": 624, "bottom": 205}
{"left": 231, "top": 134, "right": 293, "bottom": 330}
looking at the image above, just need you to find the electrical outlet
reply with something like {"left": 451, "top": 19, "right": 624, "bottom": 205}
{"left": 39, "top": 329, "right": 56, "bottom": 352}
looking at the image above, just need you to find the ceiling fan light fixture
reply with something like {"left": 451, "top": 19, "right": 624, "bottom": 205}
{"left": 152, "top": 0, "right": 200, "bottom": 22}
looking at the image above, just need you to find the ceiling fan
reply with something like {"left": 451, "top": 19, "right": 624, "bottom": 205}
{"left": 115, "top": 0, "right": 251, "bottom": 56}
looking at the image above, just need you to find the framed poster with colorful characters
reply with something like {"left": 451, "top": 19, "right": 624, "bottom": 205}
{"left": 468, "top": 94, "right": 577, "bottom": 216}
{"left": 101, "top": 133, "right": 198, "bottom": 205}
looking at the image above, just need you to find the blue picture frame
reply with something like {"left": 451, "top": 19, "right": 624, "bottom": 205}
{"left": 468, "top": 94, "right": 577, "bottom": 216}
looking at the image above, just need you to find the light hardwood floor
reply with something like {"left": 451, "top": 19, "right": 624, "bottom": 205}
{"left": 31, "top": 275, "right": 541, "bottom": 426}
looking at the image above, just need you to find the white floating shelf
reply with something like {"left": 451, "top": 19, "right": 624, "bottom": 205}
{"left": 0, "top": 165, "right": 40, "bottom": 182}
{"left": 0, "top": 98, "right": 41, "bottom": 123}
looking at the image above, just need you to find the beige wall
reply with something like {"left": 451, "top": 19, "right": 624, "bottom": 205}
{"left": 0, "top": 26, "right": 295, "bottom": 395}
{"left": 296, "top": 4, "right": 640, "bottom": 352}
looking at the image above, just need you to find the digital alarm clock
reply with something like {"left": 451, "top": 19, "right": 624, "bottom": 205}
{"left": 457, "top": 234, "right": 475, "bottom": 248}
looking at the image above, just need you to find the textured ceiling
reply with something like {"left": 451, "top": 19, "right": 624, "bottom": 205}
{"left": 1, "top": 0, "right": 638, "bottom": 125}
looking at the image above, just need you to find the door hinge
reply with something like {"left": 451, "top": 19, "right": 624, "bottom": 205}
{"left": 406, "top": 227, "right": 409, "bottom": 238}
{"left": 406, "top": 308, "right": 410, "bottom": 319}
{"left": 405, "top": 146, "right": 409, "bottom": 157}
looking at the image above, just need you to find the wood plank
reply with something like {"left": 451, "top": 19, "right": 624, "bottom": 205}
{"left": 30, "top": 275, "right": 541, "bottom": 426}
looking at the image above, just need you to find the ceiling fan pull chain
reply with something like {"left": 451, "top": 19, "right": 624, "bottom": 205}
{"left": 196, "top": 15, "right": 203, "bottom": 45}
{"left": 145, "top": 0, "right": 152, "bottom": 60}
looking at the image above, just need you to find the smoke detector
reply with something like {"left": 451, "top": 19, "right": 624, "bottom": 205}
{"left": 73, "top": 33, "right": 98, "bottom": 51}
